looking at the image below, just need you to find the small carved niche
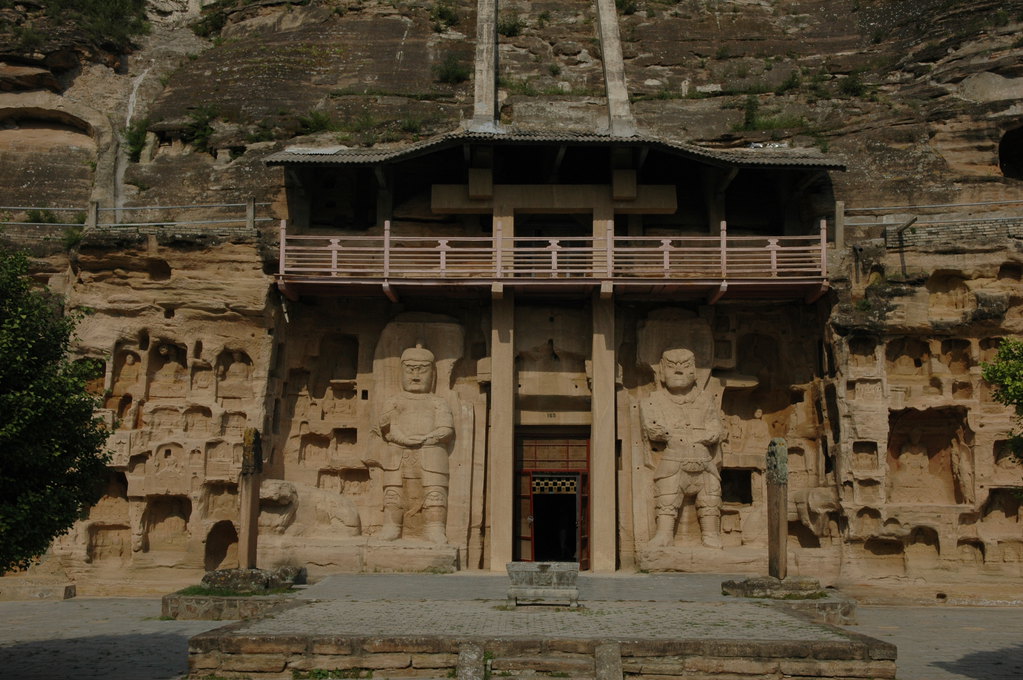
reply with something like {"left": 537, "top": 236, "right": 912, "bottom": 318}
{"left": 204, "top": 520, "right": 238, "bottom": 571}
{"left": 148, "top": 342, "right": 188, "bottom": 398}
{"left": 855, "top": 507, "right": 881, "bottom": 536}
{"left": 906, "top": 526, "right": 941, "bottom": 568}
{"left": 216, "top": 349, "right": 253, "bottom": 401}
{"left": 957, "top": 539, "right": 985, "bottom": 565}
{"left": 721, "top": 469, "right": 753, "bottom": 505}
{"left": 205, "top": 440, "right": 238, "bottom": 479}
{"left": 333, "top": 427, "right": 358, "bottom": 447}
{"left": 862, "top": 537, "right": 906, "bottom": 577}
{"left": 997, "top": 262, "right": 1022, "bottom": 281}
{"left": 886, "top": 337, "right": 931, "bottom": 376}
{"left": 183, "top": 405, "right": 213, "bottom": 434}
{"left": 200, "top": 481, "right": 238, "bottom": 520}
{"left": 980, "top": 337, "right": 1003, "bottom": 363}
{"left": 926, "top": 271, "right": 973, "bottom": 314}
{"left": 852, "top": 441, "right": 878, "bottom": 470}
{"left": 940, "top": 339, "right": 972, "bottom": 375}
{"left": 980, "top": 489, "right": 1021, "bottom": 530}
{"left": 90, "top": 471, "right": 130, "bottom": 523}
{"left": 142, "top": 495, "right": 191, "bottom": 552}
{"left": 300, "top": 432, "right": 331, "bottom": 466}
{"left": 848, "top": 336, "right": 877, "bottom": 368}
{"left": 86, "top": 524, "right": 131, "bottom": 563}
{"left": 952, "top": 381, "right": 973, "bottom": 399}
{"left": 221, "top": 411, "right": 247, "bottom": 437}
{"left": 994, "top": 440, "right": 1020, "bottom": 468}
{"left": 109, "top": 349, "right": 142, "bottom": 406}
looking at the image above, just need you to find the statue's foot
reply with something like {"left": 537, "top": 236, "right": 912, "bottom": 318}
{"left": 645, "top": 533, "right": 672, "bottom": 549}
{"left": 424, "top": 524, "right": 447, "bottom": 544}
{"left": 377, "top": 525, "right": 402, "bottom": 541}
{"left": 701, "top": 534, "right": 723, "bottom": 549}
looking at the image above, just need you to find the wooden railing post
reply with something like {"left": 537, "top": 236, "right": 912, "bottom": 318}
{"left": 548, "top": 239, "right": 560, "bottom": 275}
{"left": 768, "top": 238, "right": 779, "bottom": 277}
{"left": 438, "top": 239, "right": 449, "bottom": 274}
{"left": 606, "top": 222, "right": 614, "bottom": 277}
{"left": 383, "top": 219, "right": 392, "bottom": 278}
{"left": 278, "top": 219, "right": 286, "bottom": 275}
{"left": 820, "top": 218, "right": 828, "bottom": 278}
{"left": 834, "top": 201, "right": 845, "bottom": 250}
{"left": 719, "top": 220, "right": 728, "bottom": 277}
{"left": 87, "top": 201, "right": 99, "bottom": 229}
{"left": 329, "top": 238, "right": 340, "bottom": 276}
{"left": 660, "top": 239, "right": 671, "bottom": 275}
{"left": 494, "top": 221, "right": 503, "bottom": 277}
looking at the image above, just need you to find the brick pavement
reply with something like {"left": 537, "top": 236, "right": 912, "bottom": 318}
{"left": 0, "top": 574, "right": 1021, "bottom": 680}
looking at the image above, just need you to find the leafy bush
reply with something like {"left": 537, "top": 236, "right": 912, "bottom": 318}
{"left": 838, "top": 71, "right": 866, "bottom": 97}
{"left": 298, "top": 110, "right": 338, "bottom": 134}
{"left": 122, "top": 118, "right": 149, "bottom": 163}
{"left": 497, "top": 15, "right": 524, "bottom": 37}
{"left": 434, "top": 53, "right": 470, "bottom": 84}
{"left": 25, "top": 209, "right": 62, "bottom": 224}
{"left": 21, "top": 0, "right": 151, "bottom": 52}
{"left": 615, "top": 0, "right": 638, "bottom": 15}
{"left": 182, "top": 105, "right": 218, "bottom": 152}
{"left": 431, "top": 2, "right": 459, "bottom": 31}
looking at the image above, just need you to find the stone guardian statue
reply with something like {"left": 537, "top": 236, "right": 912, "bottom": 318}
{"left": 376, "top": 344, "right": 454, "bottom": 543}
{"left": 641, "top": 348, "right": 724, "bottom": 549}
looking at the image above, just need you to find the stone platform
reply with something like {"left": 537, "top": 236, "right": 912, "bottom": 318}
{"left": 188, "top": 574, "right": 895, "bottom": 679}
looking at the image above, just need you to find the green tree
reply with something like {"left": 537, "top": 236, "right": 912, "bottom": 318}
{"left": 981, "top": 338, "right": 1023, "bottom": 461}
{"left": 0, "top": 247, "right": 110, "bottom": 574}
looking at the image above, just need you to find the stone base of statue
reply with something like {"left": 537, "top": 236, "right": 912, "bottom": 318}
{"left": 258, "top": 535, "right": 459, "bottom": 577}
{"left": 721, "top": 576, "right": 856, "bottom": 625}
{"left": 364, "top": 537, "right": 459, "bottom": 573}
{"left": 636, "top": 544, "right": 767, "bottom": 573}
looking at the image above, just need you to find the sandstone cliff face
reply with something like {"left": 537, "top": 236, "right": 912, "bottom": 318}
{"left": 1, "top": 0, "right": 1022, "bottom": 594}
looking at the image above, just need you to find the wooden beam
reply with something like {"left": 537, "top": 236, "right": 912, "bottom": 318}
{"left": 432, "top": 184, "right": 677, "bottom": 214}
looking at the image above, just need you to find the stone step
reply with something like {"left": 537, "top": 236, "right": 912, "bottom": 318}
{"left": 490, "top": 655, "right": 595, "bottom": 675}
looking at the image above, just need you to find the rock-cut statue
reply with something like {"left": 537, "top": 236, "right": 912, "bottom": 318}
{"left": 376, "top": 344, "right": 454, "bottom": 543}
{"left": 641, "top": 348, "right": 723, "bottom": 549}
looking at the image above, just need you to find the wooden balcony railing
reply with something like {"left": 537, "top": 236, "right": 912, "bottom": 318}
{"left": 278, "top": 220, "right": 828, "bottom": 284}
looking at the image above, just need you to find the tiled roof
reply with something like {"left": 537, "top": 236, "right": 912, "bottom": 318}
{"left": 264, "top": 129, "right": 846, "bottom": 170}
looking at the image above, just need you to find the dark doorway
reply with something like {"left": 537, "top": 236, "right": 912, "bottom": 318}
{"left": 514, "top": 436, "right": 590, "bottom": 568}
{"left": 532, "top": 477, "right": 579, "bottom": 562}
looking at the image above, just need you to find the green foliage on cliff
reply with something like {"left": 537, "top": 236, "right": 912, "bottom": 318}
{"left": 982, "top": 338, "right": 1023, "bottom": 461}
{"left": 0, "top": 247, "right": 110, "bottom": 575}
{"left": 0, "top": 0, "right": 150, "bottom": 52}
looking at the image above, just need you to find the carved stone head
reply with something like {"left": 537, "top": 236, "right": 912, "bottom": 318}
{"left": 400, "top": 344, "right": 435, "bottom": 394}
{"left": 659, "top": 348, "right": 697, "bottom": 394}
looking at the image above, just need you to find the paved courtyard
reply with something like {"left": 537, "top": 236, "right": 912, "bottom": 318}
{"left": 0, "top": 573, "right": 1021, "bottom": 679}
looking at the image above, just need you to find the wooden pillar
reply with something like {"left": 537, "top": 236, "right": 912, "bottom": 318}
{"left": 489, "top": 291, "right": 515, "bottom": 571}
{"left": 766, "top": 437, "right": 788, "bottom": 580}
{"left": 238, "top": 427, "right": 263, "bottom": 570}
{"left": 834, "top": 200, "right": 845, "bottom": 250}
{"left": 590, "top": 292, "right": 617, "bottom": 572}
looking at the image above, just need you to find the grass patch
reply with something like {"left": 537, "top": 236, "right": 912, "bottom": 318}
{"left": 297, "top": 110, "right": 338, "bottom": 134}
{"left": 434, "top": 52, "right": 470, "bottom": 84}
{"left": 177, "top": 585, "right": 296, "bottom": 597}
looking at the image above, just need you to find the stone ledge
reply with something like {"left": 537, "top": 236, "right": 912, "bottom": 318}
{"left": 189, "top": 632, "right": 897, "bottom": 679}
{"left": 162, "top": 592, "right": 306, "bottom": 620}
{"left": 0, "top": 580, "right": 76, "bottom": 601}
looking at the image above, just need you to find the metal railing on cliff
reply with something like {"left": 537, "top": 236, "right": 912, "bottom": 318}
{"left": 0, "top": 200, "right": 273, "bottom": 247}
{"left": 835, "top": 198, "right": 1023, "bottom": 249}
